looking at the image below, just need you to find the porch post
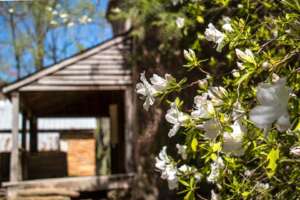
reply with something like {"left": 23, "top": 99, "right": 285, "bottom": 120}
{"left": 10, "top": 92, "right": 22, "bottom": 182}
{"left": 124, "top": 87, "right": 134, "bottom": 172}
{"left": 29, "top": 116, "right": 38, "bottom": 153}
{"left": 21, "top": 112, "right": 27, "bottom": 150}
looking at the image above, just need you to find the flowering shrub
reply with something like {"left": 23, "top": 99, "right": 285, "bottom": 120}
{"left": 132, "top": 0, "right": 300, "bottom": 199}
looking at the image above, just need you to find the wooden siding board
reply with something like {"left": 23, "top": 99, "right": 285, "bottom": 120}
{"left": 66, "top": 65, "right": 125, "bottom": 70}
{"left": 41, "top": 75, "right": 132, "bottom": 81}
{"left": 19, "top": 85, "right": 129, "bottom": 91}
{"left": 37, "top": 79, "right": 132, "bottom": 85}
{"left": 54, "top": 69, "right": 131, "bottom": 75}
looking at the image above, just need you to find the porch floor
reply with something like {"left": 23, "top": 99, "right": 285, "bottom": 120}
{"left": 3, "top": 173, "right": 134, "bottom": 191}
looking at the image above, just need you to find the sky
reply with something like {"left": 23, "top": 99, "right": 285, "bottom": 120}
{"left": 0, "top": 0, "right": 113, "bottom": 82}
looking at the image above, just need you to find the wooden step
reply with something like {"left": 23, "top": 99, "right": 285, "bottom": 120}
{"left": 17, "top": 188, "right": 79, "bottom": 197}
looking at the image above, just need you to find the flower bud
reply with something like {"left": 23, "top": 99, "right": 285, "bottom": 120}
{"left": 262, "top": 61, "right": 271, "bottom": 70}
{"left": 237, "top": 62, "right": 245, "bottom": 70}
{"left": 198, "top": 79, "right": 208, "bottom": 89}
{"left": 232, "top": 69, "right": 240, "bottom": 78}
{"left": 235, "top": 48, "right": 255, "bottom": 64}
{"left": 183, "top": 49, "right": 195, "bottom": 61}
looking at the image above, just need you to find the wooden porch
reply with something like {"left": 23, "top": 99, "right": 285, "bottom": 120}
{"left": 1, "top": 34, "right": 136, "bottom": 199}
{"left": 3, "top": 173, "right": 134, "bottom": 199}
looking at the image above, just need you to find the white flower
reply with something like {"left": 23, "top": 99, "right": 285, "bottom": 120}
{"left": 249, "top": 78, "right": 290, "bottom": 132}
{"left": 290, "top": 146, "right": 300, "bottom": 156}
{"left": 211, "top": 190, "right": 221, "bottom": 200}
{"left": 136, "top": 72, "right": 172, "bottom": 111}
{"left": 176, "top": 144, "right": 188, "bottom": 160}
{"left": 205, "top": 23, "right": 225, "bottom": 52}
{"left": 222, "top": 16, "right": 233, "bottom": 32}
{"left": 8, "top": 8, "right": 14, "bottom": 13}
{"left": 136, "top": 72, "right": 157, "bottom": 111}
{"left": 155, "top": 146, "right": 178, "bottom": 190}
{"left": 155, "top": 146, "right": 170, "bottom": 171}
{"left": 150, "top": 73, "right": 172, "bottom": 92}
{"left": 207, "top": 157, "right": 224, "bottom": 183}
{"left": 191, "top": 94, "right": 214, "bottom": 119}
{"left": 198, "top": 119, "right": 220, "bottom": 139}
{"left": 223, "top": 121, "right": 246, "bottom": 156}
{"left": 208, "top": 86, "right": 227, "bottom": 106}
{"left": 165, "top": 103, "right": 189, "bottom": 137}
{"left": 176, "top": 17, "right": 185, "bottom": 29}
{"left": 235, "top": 49, "right": 255, "bottom": 64}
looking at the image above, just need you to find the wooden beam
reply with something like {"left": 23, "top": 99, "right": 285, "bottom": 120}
{"left": 10, "top": 92, "right": 22, "bottom": 182}
{"left": 124, "top": 87, "right": 134, "bottom": 172}
{"left": 29, "top": 116, "right": 38, "bottom": 153}
{"left": 20, "top": 85, "right": 128, "bottom": 92}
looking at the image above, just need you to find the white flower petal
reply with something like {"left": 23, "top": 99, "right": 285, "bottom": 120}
{"left": 276, "top": 113, "right": 290, "bottom": 132}
{"left": 201, "top": 119, "right": 220, "bottom": 139}
{"left": 168, "top": 123, "right": 181, "bottom": 137}
{"left": 205, "top": 23, "right": 225, "bottom": 52}
{"left": 249, "top": 105, "right": 281, "bottom": 128}
{"left": 150, "top": 74, "right": 168, "bottom": 91}
{"left": 250, "top": 78, "right": 290, "bottom": 132}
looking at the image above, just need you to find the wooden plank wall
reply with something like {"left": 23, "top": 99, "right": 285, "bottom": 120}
{"left": 21, "top": 39, "right": 132, "bottom": 90}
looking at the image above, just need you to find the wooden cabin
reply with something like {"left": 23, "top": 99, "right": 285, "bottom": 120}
{"left": 1, "top": 34, "right": 136, "bottom": 200}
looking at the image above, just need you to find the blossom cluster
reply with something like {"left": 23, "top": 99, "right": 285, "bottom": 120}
{"left": 133, "top": 3, "right": 299, "bottom": 199}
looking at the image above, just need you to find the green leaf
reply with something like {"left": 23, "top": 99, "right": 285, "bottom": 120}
{"left": 191, "top": 138, "right": 198, "bottom": 152}
{"left": 196, "top": 16, "right": 204, "bottom": 23}
{"left": 184, "top": 191, "right": 195, "bottom": 200}
{"left": 223, "top": 126, "right": 233, "bottom": 133}
{"left": 266, "top": 148, "right": 280, "bottom": 178}
{"left": 293, "top": 119, "right": 300, "bottom": 131}
{"left": 242, "top": 191, "right": 250, "bottom": 198}
{"left": 179, "top": 179, "right": 190, "bottom": 187}
{"left": 210, "top": 153, "right": 217, "bottom": 161}
{"left": 212, "top": 142, "right": 222, "bottom": 152}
